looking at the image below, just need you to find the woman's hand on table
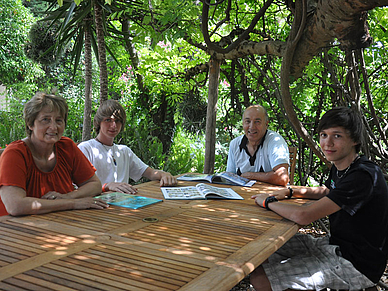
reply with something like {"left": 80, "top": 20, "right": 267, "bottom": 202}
{"left": 42, "top": 191, "right": 68, "bottom": 200}
{"left": 73, "top": 197, "right": 109, "bottom": 210}
{"left": 42, "top": 192, "right": 109, "bottom": 210}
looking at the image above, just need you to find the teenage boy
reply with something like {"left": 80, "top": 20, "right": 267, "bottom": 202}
{"left": 78, "top": 99, "right": 177, "bottom": 194}
{"left": 250, "top": 107, "right": 388, "bottom": 291}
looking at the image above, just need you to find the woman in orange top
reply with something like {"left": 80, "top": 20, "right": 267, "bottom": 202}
{"left": 0, "top": 92, "right": 108, "bottom": 216}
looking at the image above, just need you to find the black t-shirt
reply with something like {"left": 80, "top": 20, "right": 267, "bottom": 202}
{"left": 325, "top": 156, "right": 388, "bottom": 283}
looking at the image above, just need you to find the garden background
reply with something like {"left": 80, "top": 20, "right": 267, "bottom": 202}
{"left": 1, "top": 0, "right": 387, "bottom": 187}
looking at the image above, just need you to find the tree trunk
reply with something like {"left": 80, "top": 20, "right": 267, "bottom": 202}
{"left": 204, "top": 58, "right": 220, "bottom": 174}
{"left": 290, "top": 0, "right": 387, "bottom": 77}
{"left": 94, "top": 0, "right": 108, "bottom": 104}
{"left": 121, "top": 19, "right": 149, "bottom": 105}
{"left": 280, "top": 0, "right": 331, "bottom": 168}
{"left": 197, "top": 0, "right": 388, "bottom": 78}
{"left": 82, "top": 19, "right": 93, "bottom": 141}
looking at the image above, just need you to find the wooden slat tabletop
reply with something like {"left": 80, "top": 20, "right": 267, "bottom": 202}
{"left": 0, "top": 178, "right": 302, "bottom": 291}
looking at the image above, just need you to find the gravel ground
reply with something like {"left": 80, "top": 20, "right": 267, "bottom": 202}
{"left": 228, "top": 220, "right": 388, "bottom": 291}
{"left": 230, "top": 276, "right": 253, "bottom": 291}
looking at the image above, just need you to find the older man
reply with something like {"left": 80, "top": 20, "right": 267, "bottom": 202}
{"left": 226, "top": 105, "right": 289, "bottom": 186}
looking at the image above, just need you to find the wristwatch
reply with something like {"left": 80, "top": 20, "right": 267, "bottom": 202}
{"left": 287, "top": 187, "right": 293, "bottom": 199}
{"left": 263, "top": 196, "right": 278, "bottom": 210}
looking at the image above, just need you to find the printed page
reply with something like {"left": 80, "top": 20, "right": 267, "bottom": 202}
{"left": 196, "top": 183, "right": 244, "bottom": 200}
{"left": 177, "top": 173, "right": 213, "bottom": 182}
{"left": 161, "top": 186, "right": 205, "bottom": 200}
{"left": 218, "top": 172, "right": 256, "bottom": 187}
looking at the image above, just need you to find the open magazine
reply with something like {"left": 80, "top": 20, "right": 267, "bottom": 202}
{"left": 95, "top": 192, "right": 163, "bottom": 209}
{"left": 161, "top": 183, "right": 244, "bottom": 200}
{"left": 177, "top": 172, "right": 255, "bottom": 187}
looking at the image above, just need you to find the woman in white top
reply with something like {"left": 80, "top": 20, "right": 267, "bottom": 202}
{"left": 78, "top": 99, "right": 177, "bottom": 194}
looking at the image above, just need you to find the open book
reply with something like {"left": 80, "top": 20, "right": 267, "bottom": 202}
{"left": 161, "top": 183, "right": 244, "bottom": 200}
{"left": 177, "top": 172, "right": 255, "bottom": 187}
{"left": 95, "top": 192, "right": 163, "bottom": 209}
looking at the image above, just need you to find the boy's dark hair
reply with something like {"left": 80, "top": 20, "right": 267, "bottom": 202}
{"left": 93, "top": 99, "right": 126, "bottom": 134}
{"left": 318, "top": 107, "right": 364, "bottom": 153}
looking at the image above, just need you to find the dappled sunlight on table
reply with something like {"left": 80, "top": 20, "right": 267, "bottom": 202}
{"left": 0, "top": 178, "right": 301, "bottom": 290}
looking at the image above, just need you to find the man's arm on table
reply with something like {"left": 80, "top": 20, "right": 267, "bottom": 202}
{"left": 241, "top": 163, "right": 290, "bottom": 186}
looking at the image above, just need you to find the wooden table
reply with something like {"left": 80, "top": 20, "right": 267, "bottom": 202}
{"left": 0, "top": 179, "right": 302, "bottom": 291}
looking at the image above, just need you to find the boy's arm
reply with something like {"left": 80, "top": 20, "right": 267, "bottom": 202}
{"left": 142, "top": 167, "right": 177, "bottom": 186}
{"left": 252, "top": 186, "right": 339, "bottom": 225}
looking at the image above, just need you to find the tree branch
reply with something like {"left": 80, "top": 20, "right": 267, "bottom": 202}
{"left": 201, "top": 0, "right": 274, "bottom": 54}
{"left": 280, "top": 0, "right": 330, "bottom": 168}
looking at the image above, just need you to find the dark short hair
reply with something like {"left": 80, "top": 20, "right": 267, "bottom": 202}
{"left": 24, "top": 92, "right": 68, "bottom": 136}
{"left": 94, "top": 99, "right": 126, "bottom": 134}
{"left": 318, "top": 107, "right": 364, "bottom": 153}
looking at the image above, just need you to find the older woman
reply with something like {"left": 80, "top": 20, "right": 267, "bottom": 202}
{"left": 0, "top": 92, "right": 108, "bottom": 216}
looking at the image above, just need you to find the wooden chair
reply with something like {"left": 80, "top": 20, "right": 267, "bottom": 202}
{"left": 288, "top": 146, "right": 297, "bottom": 185}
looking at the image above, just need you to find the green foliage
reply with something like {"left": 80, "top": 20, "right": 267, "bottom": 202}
{"left": 0, "top": 107, "right": 25, "bottom": 147}
{"left": 0, "top": 83, "right": 35, "bottom": 147}
{"left": 25, "top": 20, "right": 61, "bottom": 65}
{"left": 179, "top": 88, "right": 207, "bottom": 133}
{"left": 0, "top": 0, "right": 43, "bottom": 85}
{"left": 62, "top": 85, "right": 90, "bottom": 141}
{"left": 22, "top": 0, "right": 50, "bottom": 17}
{"left": 167, "top": 130, "right": 205, "bottom": 174}
{"left": 2, "top": 0, "right": 387, "bottom": 184}
{"left": 127, "top": 0, "right": 202, "bottom": 45}
{"left": 0, "top": 46, "right": 101, "bottom": 146}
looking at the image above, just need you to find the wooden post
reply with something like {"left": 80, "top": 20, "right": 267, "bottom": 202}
{"left": 204, "top": 58, "right": 220, "bottom": 174}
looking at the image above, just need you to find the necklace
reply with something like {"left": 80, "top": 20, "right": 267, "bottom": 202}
{"left": 95, "top": 138, "right": 117, "bottom": 166}
{"left": 336, "top": 155, "right": 360, "bottom": 178}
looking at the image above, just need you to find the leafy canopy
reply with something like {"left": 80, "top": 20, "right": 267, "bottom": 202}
{"left": 0, "top": 0, "right": 43, "bottom": 85}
